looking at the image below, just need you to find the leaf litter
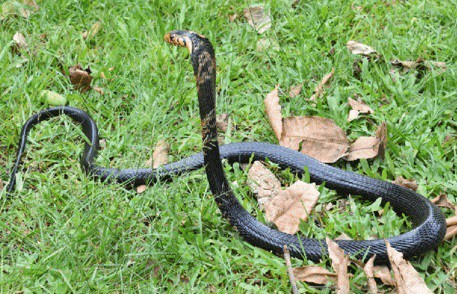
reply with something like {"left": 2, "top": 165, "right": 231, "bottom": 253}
{"left": 243, "top": 5, "right": 271, "bottom": 34}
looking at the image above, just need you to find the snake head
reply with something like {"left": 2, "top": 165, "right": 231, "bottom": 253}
{"left": 164, "top": 30, "right": 208, "bottom": 54}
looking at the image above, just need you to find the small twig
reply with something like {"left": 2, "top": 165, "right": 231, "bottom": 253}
{"left": 284, "top": 245, "right": 299, "bottom": 294}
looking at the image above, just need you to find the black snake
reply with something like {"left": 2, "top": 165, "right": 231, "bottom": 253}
{"left": 5, "top": 30, "right": 446, "bottom": 265}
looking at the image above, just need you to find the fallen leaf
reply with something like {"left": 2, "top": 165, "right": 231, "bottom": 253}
{"left": 247, "top": 161, "right": 281, "bottom": 207}
{"left": 309, "top": 68, "right": 335, "bottom": 101}
{"left": 216, "top": 113, "right": 230, "bottom": 132}
{"left": 445, "top": 216, "right": 457, "bottom": 240}
{"left": 363, "top": 255, "right": 378, "bottom": 294}
{"left": 391, "top": 58, "right": 447, "bottom": 73}
{"left": 347, "top": 41, "right": 379, "bottom": 57}
{"left": 264, "top": 85, "right": 282, "bottom": 141}
{"left": 445, "top": 225, "right": 457, "bottom": 241}
{"left": 264, "top": 181, "right": 320, "bottom": 234}
{"left": 244, "top": 5, "right": 271, "bottom": 34}
{"left": 347, "top": 97, "right": 374, "bottom": 121}
{"left": 326, "top": 238, "right": 350, "bottom": 294}
{"left": 431, "top": 194, "right": 455, "bottom": 210}
{"left": 0, "top": 179, "right": 3, "bottom": 191}
{"left": 344, "top": 137, "right": 379, "bottom": 161}
{"left": 335, "top": 233, "right": 352, "bottom": 241}
{"left": 392, "top": 176, "right": 418, "bottom": 191}
{"left": 13, "top": 32, "right": 28, "bottom": 51}
{"left": 82, "top": 21, "right": 102, "bottom": 40}
{"left": 280, "top": 116, "right": 349, "bottom": 163}
{"left": 386, "top": 240, "right": 433, "bottom": 294}
{"left": 136, "top": 185, "right": 146, "bottom": 194}
{"left": 289, "top": 84, "right": 303, "bottom": 98}
{"left": 375, "top": 122, "right": 387, "bottom": 158}
{"left": 68, "top": 64, "right": 93, "bottom": 92}
{"left": 152, "top": 140, "right": 170, "bottom": 168}
{"left": 373, "top": 265, "right": 396, "bottom": 286}
{"left": 293, "top": 266, "right": 336, "bottom": 284}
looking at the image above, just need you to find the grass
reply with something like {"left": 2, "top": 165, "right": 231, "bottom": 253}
{"left": 0, "top": 0, "right": 456, "bottom": 292}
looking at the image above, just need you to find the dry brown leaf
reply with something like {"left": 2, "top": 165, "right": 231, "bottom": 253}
{"left": 13, "top": 32, "right": 28, "bottom": 51}
{"left": 326, "top": 238, "right": 350, "bottom": 294}
{"left": 335, "top": 233, "right": 352, "bottom": 241}
{"left": 82, "top": 21, "right": 102, "bottom": 40}
{"left": 0, "top": 179, "right": 3, "bottom": 191}
{"left": 264, "top": 181, "right": 319, "bottom": 234}
{"left": 243, "top": 5, "right": 271, "bottom": 34}
{"left": 309, "top": 68, "right": 335, "bottom": 101}
{"left": 347, "top": 41, "right": 378, "bottom": 57}
{"left": 386, "top": 240, "right": 433, "bottom": 294}
{"left": 264, "top": 85, "right": 282, "bottom": 141}
{"left": 247, "top": 161, "right": 281, "bottom": 207}
{"left": 293, "top": 266, "right": 336, "bottom": 284}
{"left": 392, "top": 176, "right": 418, "bottom": 191}
{"left": 375, "top": 122, "right": 387, "bottom": 158}
{"left": 99, "top": 139, "right": 106, "bottom": 150}
{"left": 68, "top": 64, "right": 93, "bottom": 92}
{"left": 289, "top": 84, "right": 303, "bottom": 98}
{"left": 344, "top": 137, "right": 380, "bottom": 161}
{"left": 1, "top": 0, "right": 39, "bottom": 19}
{"left": 281, "top": 116, "right": 349, "bottom": 163}
{"left": 152, "top": 140, "right": 170, "bottom": 168}
{"left": 391, "top": 59, "right": 447, "bottom": 73}
{"left": 363, "top": 255, "right": 378, "bottom": 294}
{"left": 347, "top": 97, "right": 374, "bottom": 121}
{"left": 445, "top": 224, "right": 457, "bottom": 241}
{"left": 136, "top": 185, "right": 146, "bottom": 194}
{"left": 431, "top": 194, "right": 455, "bottom": 210}
{"left": 373, "top": 265, "right": 396, "bottom": 286}
{"left": 216, "top": 113, "right": 230, "bottom": 132}
{"left": 446, "top": 215, "right": 457, "bottom": 227}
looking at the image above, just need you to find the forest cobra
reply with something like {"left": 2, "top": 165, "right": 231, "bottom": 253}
{"left": 5, "top": 30, "right": 446, "bottom": 265}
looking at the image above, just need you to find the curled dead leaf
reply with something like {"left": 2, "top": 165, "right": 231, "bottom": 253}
{"left": 293, "top": 266, "right": 336, "bottom": 284}
{"left": 335, "top": 233, "right": 352, "bottom": 241}
{"left": 264, "top": 181, "right": 320, "bottom": 234}
{"left": 243, "top": 5, "right": 271, "bottom": 34}
{"left": 363, "top": 255, "right": 378, "bottom": 294}
{"left": 431, "top": 194, "right": 455, "bottom": 210}
{"left": 216, "top": 113, "right": 230, "bottom": 132}
{"left": 373, "top": 265, "right": 396, "bottom": 286}
{"left": 344, "top": 122, "right": 387, "bottom": 161}
{"left": 309, "top": 68, "right": 335, "bottom": 101}
{"left": 326, "top": 238, "right": 350, "bottom": 294}
{"left": 13, "top": 31, "right": 28, "bottom": 51}
{"left": 347, "top": 97, "right": 374, "bottom": 121}
{"left": 152, "top": 140, "right": 170, "bottom": 168}
{"left": 385, "top": 240, "right": 433, "bottom": 294}
{"left": 347, "top": 41, "right": 379, "bottom": 57}
{"left": 68, "top": 64, "right": 93, "bottom": 92}
{"left": 445, "top": 216, "right": 457, "bottom": 240}
{"left": 256, "top": 38, "right": 280, "bottom": 52}
{"left": 264, "top": 85, "right": 282, "bottom": 141}
{"left": 247, "top": 161, "right": 281, "bottom": 207}
{"left": 392, "top": 176, "right": 418, "bottom": 191}
{"left": 391, "top": 58, "right": 447, "bottom": 73}
{"left": 280, "top": 116, "right": 349, "bottom": 163}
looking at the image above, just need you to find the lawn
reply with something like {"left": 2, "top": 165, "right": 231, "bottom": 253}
{"left": 0, "top": 0, "right": 455, "bottom": 292}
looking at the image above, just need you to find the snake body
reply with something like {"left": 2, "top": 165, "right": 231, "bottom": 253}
{"left": 6, "top": 30, "right": 446, "bottom": 265}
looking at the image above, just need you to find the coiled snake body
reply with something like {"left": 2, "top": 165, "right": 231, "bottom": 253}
{"left": 6, "top": 30, "right": 446, "bottom": 265}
